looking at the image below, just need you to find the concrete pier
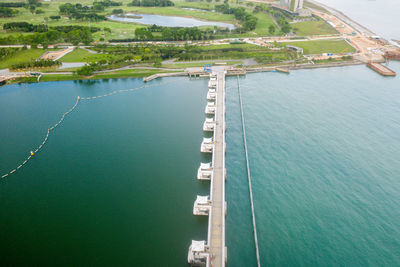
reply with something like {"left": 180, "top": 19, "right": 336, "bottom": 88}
{"left": 208, "top": 71, "right": 227, "bottom": 267}
{"left": 367, "top": 62, "right": 396, "bottom": 76}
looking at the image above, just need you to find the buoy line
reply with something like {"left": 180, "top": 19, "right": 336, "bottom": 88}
{"left": 237, "top": 76, "right": 261, "bottom": 267}
{"left": 1, "top": 80, "right": 173, "bottom": 179}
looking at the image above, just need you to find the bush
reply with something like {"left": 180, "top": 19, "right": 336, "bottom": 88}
{"left": 112, "top": 9, "right": 123, "bottom": 14}
{"left": 0, "top": 7, "right": 18, "bottom": 17}
{"left": 76, "top": 65, "right": 95, "bottom": 76}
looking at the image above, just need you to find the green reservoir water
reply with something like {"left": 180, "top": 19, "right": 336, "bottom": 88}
{"left": 1, "top": 63, "right": 400, "bottom": 266}
{"left": 0, "top": 78, "right": 210, "bottom": 265}
{"left": 226, "top": 62, "right": 400, "bottom": 266}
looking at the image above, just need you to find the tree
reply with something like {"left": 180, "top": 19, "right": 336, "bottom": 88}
{"left": 281, "top": 23, "right": 291, "bottom": 34}
{"left": 76, "top": 65, "right": 94, "bottom": 76}
{"left": 268, "top": 25, "right": 275, "bottom": 34}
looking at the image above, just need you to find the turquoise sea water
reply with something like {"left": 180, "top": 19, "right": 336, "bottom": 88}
{"left": 0, "top": 78, "right": 210, "bottom": 265}
{"left": 226, "top": 62, "right": 400, "bottom": 266}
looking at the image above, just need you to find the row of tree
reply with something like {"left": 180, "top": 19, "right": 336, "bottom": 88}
{"left": 59, "top": 3, "right": 107, "bottom": 21}
{"left": 130, "top": 26, "right": 216, "bottom": 41}
{"left": 0, "top": 29, "right": 94, "bottom": 46}
{"left": 10, "top": 60, "right": 61, "bottom": 70}
{"left": 3, "top": 22, "right": 102, "bottom": 34}
{"left": 0, "top": 2, "right": 26, "bottom": 7}
{"left": 3, "top": 22, "right": 48, "bottom": 32}
{"left": 0, "top": 7, "right": 18, "bottom": 17}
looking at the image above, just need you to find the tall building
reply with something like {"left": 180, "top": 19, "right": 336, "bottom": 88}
{"left": 280, "top": 0, "right": 304, "bottom": 12}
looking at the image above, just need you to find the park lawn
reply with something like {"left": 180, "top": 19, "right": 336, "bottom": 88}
{"left": 291, "top": 20, "right": 337, "bottom": 36}
{"left": 252, "top": 12, "right": 278, "bottom": 36}
{"left": 174, "top": 1, "right": 215, "bottom": 11}
{"left": 281, "top": 39, "right": 356, "bottom": 54}
{"left": 0, "top": 48, "right": 51, "bottom": 69}
{"left": 60, "top": 48, "right": 112, "bottom": 63}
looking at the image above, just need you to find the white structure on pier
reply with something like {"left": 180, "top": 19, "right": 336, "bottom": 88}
{"left": 197, "top": 162, "right": 213, "bottom": 180}
{"left": 188, "top": 240, "right": 210, "bottom": 266}
{"left": 201, "top": 137, "right": 214, "bottom": 153}
{"left": 205, "top": 102, "right": 216, "bottom": 115}
{"left": 208, "top": 75, "right": 217, "bottom": 89}
{"left": 203, "top": 117, "right": 216, "bottom": 132}
{"left": 193, "top": 195, "right": 211, "bottom": 215}
{"left": 207, "top": 89, "right": 216, "bottom": 100}
{"left": 208, "top": 80, "right": 217, "bottom": 89}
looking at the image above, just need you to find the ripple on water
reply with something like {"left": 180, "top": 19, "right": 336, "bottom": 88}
{"left": 226, "top": 63, "right": 400, "bottom": 266}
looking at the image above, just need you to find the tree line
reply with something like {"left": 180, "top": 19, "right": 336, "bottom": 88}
{"left": 3, "top": 22, "right": 102, "bottom": 34}
{"left": 0, "top": 0, "right": 42, "bottom": 17}
{"left": 10, "top": 60, "right": 61, "bottom": 70}
{"left": 0, "top": 2, "right": 26, "bottom": 7}
{"left": 0, "top": 29, "right": 94, "bottom": 46}
{"left": 59, "top": 3, "right": 108, "bottom": 21}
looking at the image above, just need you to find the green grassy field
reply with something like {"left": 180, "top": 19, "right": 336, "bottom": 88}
{"left": 252, "top": 12, "right": 278, "bottom": 36}
{"left": 60, "top": 48, "right": 112, "bottom": 62}
{"left": 281, "top": 39, "right": 356, "bottom": 54}
{"left": 0, "top": 48, "right": 51, "bottom": 69}
{"left": 291, "top": 20, "right": 337, "bottom": 36}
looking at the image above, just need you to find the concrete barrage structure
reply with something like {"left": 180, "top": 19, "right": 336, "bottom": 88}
{"left": 189, "top": 71, "right": 227, "bottom": 267}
